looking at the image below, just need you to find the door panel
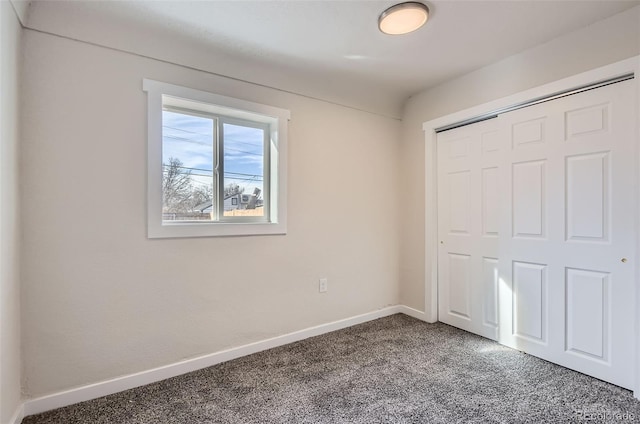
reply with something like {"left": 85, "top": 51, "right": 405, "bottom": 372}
{"left": 482, "top": 257, "right": 499, "bottom": 328}
{"left": 448, "top": 171, "right": 471, "bottom": 234}
{"left": 565, "top": 268, "right": 609, "bottom": 361}
{"left": 512, "top": 117, "right": 546, "bottom": 148}
{"left": 565, "top": 103, "right": 609, "bottom": 140}
{"left": 481, "top": 167, "right": 499, "bottom": 236}
{"left": 512, "top": 160, "right": 546, "bottom": 238}
{"left": 565, "top": 152, "right": 609, "bottom": 242}
{"left": 448, "top": 254, "right": 472, "bottom": 319}
{"left": 512, "top": 261, "right": 547, "bottom": 344}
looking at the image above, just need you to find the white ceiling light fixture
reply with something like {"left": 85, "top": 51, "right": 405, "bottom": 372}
{"left": 378, "top": 2, "right": 430, "bottom": 35}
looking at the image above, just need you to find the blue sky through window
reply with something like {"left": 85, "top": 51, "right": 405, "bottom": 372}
{"left": 162, "top": 111, "right": 264, "bottom": 197}
{"left": 223, "top": 122, "right": 264, "bottom": 197}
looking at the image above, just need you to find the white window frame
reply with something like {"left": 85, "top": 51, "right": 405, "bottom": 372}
{"left": 143, "top": 79, "right": 289, "bottom": 238}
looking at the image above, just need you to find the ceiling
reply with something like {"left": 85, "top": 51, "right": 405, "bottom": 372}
{"left": 23, "top": 0, "right": 640, "bottom": 118}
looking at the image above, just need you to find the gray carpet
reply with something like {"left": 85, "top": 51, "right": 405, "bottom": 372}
{"left": 23, "top": 314, "right": 640, "bottom": 423}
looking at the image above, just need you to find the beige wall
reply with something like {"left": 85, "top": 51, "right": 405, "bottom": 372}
{"left": 20, "top": 29, "right": 401, "bottom": 397}
{"left": 0, "top": 1, "right": 23, "bottom": 422}
{"left": 399, "top": 6, "right": 640, "bottom": 313}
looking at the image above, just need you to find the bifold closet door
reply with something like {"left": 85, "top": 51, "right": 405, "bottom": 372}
{"left": 437, "top": 79, "right": 636, "bottom": 389}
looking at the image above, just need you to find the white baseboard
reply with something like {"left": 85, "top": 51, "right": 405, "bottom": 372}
{"left": 23, "top": 305, "right": 420, "bottom": 418}
{"left": 397, "top": 305, "right": 435, "bottom": 323}
{"left": 7, "top": 403, "right": 24, "bottom": 424}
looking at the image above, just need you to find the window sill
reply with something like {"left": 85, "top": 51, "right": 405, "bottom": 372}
{"left": 148, "top": 221, "right": 287, "bottom": 239}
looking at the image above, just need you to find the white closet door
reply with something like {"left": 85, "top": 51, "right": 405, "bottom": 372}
{"left": 437, "top": 119, "right": 505, "bottom": 341}
{"left": 437, "top": 79, "right": 636, "bottom": 389}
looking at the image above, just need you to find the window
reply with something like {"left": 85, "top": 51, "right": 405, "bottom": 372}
{"left": 144, "top": 79, "right": 289, "bottom": 238}
{"left": 161, "top": 110, "right": 268, "bottom": 221}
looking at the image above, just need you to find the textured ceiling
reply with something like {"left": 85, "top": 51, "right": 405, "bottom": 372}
{"left": 24, "top": 0, "right": 640, "bottom": 117}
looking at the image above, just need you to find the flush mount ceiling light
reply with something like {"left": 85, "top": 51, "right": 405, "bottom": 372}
{"left": 378, "top": 2, "right": 430, "bottom": 35}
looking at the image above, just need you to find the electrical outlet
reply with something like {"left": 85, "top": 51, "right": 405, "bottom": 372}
{"left": 319, "top": 278, "right": 328, "bottom": 293}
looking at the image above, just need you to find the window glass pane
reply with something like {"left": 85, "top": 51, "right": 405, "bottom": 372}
{"left": 162, "top": 110, "right": 214, "bottom": 222}
{"left": 223, "top": 123, "right": 265, "bottom": 217}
